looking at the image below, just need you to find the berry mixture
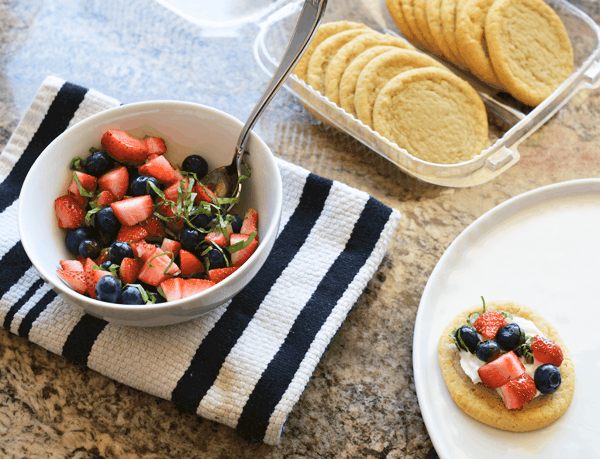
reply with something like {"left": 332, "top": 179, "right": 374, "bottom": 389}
{"left": 452, "top": 297, "right": 564, "bottom": 410}
{"left": 54, "top": 129, "right": 258, "bottom": 305}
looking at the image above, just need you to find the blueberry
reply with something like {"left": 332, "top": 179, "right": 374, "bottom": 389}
{"left": 78, "top": 238, "right": 101, "bottom": 259}
{"left": 190, "top": 211, "right": 214, "bottom": 229}
{"left": 230, "top": 214, "right": 243, "bottom": 233}
{"left": 534, "top": 364, "right": 561, "bottom": 394}
{"left": 495, "top": 323, "right": 522, "bottom": 351}
{"left": 108, "top": 241, "right": 134, "bottom": 265}
{"left": 180, "top": 228, "right": 202, "bottom": 250}
{"left": 131, "top": 175, "right": 160, "bottom": 199}
{"left": 182, "top": 155, "right": 208, "bottom": 179}
{"left": 96, "top": 207, "right": 120, "bottom": 233}
{"left": 454, "top": 325, "right": 480, "bottom": 353}
{"left": 95, "top": 229, "right": 117, "bottom": 247}
{"left": 83, "top": 151, "right": 113, "bottom": 177}
{"left": 476, "top": 340, "right": 502, "bottom": 362}
{"left": 65, "top": 228, "right": 92, "bottom": 254}
{"left": 126, "top": 165, "right": 139, "bottom": 184}
{"left": 95, "top": 276, "right": 122, "bottom": 303}
{"left": 101, "top": 260, "right": 113, "bottom": 271}
{"left": 120, "top": 285, "right": 145, "bottom": 305}
{"left": 207, "top": 248, "right": 226, "bottom": 269}
{"left": 148, "top": 291, "right": 166, "bottom": 304}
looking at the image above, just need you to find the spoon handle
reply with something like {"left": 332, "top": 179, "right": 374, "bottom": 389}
{"left": 235, "top": 0, "right": 328, "bottom": 157}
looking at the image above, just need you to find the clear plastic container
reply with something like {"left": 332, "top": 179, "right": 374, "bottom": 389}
{"left": 254, "top": 0, "right": 600, "bottom": 186}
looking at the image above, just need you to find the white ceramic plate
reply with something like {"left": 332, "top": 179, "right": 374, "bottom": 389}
{"left": 414, "top": 179, "right": 600, "bottom": 458}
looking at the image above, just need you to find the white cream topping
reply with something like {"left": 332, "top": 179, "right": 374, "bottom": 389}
{"left": 507, "top": 316, "right": 544, "bottom": 338}
{"left": 458, "top": 315, "right": 546, "bottom": 398}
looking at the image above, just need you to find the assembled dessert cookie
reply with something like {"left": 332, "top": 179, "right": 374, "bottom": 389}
{"left": 438, "top": 299, "right": 575, "bottom": 432}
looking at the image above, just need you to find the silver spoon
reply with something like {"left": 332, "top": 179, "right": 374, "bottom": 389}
{"left": 202, "top": 0, "right": 328, "bottom": 209}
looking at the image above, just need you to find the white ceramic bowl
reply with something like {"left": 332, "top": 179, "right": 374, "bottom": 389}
{"left": 18, "top": 101, "right": 282, "bottom": 327}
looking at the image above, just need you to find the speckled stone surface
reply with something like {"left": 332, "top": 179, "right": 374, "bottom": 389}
{"left": 1, "top": 0, "right": 600, "bottom": 457}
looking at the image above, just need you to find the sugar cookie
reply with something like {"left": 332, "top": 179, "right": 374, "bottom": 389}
{"left": 373, "top": 67, "right": 488, "bottom": 164}
{"left": 455, "top": 0, "right": 502, "bottom": 86}
{"left": 293, "top": 21, "right": 370, "bottom": 82}
{"left": 440, "top": 0, "right": 463, "bottom": 62}
{"left": 386, "top": 0, "right": 419, "bottom": 44}
{"left": 325, "top": 32, "right": 415, "bottom": 105}
{"left": 401, "top": 0, "right": 430, "bottom": 47}
{"left": 426, "top": 0, "right": 459, "bottom": 62}
{"left": 414, "top": 0, "right": 442, "bottom": 54}
{"left": 339, "top": 46, "right": 399, "bottom": 116}
{"left": 438, "top": 300, "right": 575, "bottom": 432}
{"left": 307, "top": 29, "right": 372, "bottom": 94}
{"left": 486, "top": 0, "right": 573, "bottom": 106}
{"left": 354, "top": 49, "right": 446, "bottom": 128}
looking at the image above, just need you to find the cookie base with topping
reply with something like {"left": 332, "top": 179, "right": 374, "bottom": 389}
{"left": 438, "top": 300, "right": 575, "bottom": 432}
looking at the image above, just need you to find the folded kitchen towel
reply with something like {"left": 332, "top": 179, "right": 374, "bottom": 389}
{"left": 0, "top": 76, "right": 401, "bottom": 444}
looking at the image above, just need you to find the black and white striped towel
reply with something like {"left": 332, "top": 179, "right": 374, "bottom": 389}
{"left": 0, "top": 76, "right": 401, "bottom": 444}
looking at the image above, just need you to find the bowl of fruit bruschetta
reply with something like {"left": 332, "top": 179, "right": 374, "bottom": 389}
{"left": 18, "top": 101, "right": 282, "bottom": 326}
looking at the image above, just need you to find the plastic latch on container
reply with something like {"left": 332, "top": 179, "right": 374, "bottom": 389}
{"left": 485, "top": 147, "right": 515, "bottom": 172}
{"left": 584, "top": 60, "right": 600, "bottom": 89}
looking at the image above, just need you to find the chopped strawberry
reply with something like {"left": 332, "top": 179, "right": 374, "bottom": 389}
{"left": 137, "top": 248, "right": 180, "bottom": 286}
{"left": 229, "top": 232, "right": 259, "bottom": 267}
{"left": 138, "top": 215, "right": 164, "bottom": 237}
{"left": 56, "top": 269, "right": 87, "bottom": 294}
{"left": 60, "top": 259, "right": 84, "bottom": 272}
{"left": 144, "top": 136, "right": 167, "bottom": 157}
{"left": 194, "top": 182, "right": 217, "bottom": 204}
{"left": 473, "top": 311, "right": 508, "bottom": 340}
{"left": 478, "top": 351, "right": 526, "bottom": 390}
{"left": 119, "top": 257, "right": 142, "bottom": 285}
{"left": 147, "top": 154, "right": 160, "bottom": 161}
{"left": 83, "top": 257, "right": 99, "bottom": 296}
{"left": 161, "top": 238, "right": 182, "bottom": 258}
{"left": 164, "top": 178, "right": 192, "bottom": 202}
{"left": 130, "top": 242, "right": 159, "bottom": 262}
{"left": 160, "top": 277, "right": 185, "bottom": 301}
{"left": 498, "top": 373, "right": 537, "bottom": 410}
{"left": 54, "top": 195, "right": 86, "bottom": 228}
{"left": 68, "top": 171, "right": 97, "bottom": 196}
{"left": 68, "top": 190, "right": 88, "bottom": 207}
{"left": 240, "top": 208, "right": 258, "bottom": 235}
{"left": 156, "top": 202, "right": 184, "bottom": 231}
{"left": 181, "top": 279, "right": 215, "bottom": 299}
{"left": 138, "top": 155, "right": 182, "bottom": 184}
{"left": 204, "top": 229, "right": 228, "bottom": 247}
{"left": 179, "top": 249, "right": 203, "bottom": 277}
{"left": 101, "top": 129, "right": 148, "bottom": 165}
{"left": 94, "top": 248, "right": 111, "bottom": 266}
{"left": 110, "top": 195, "right": 154, "bottom": 226}
{"left": 116, "top": 225, "right": 148, "bottom": 243}
{"left": 208, "top": 266, "right": 239, "bottom": 283}
{"left": 94, "top": 190, "right": 116, "bottom": 206}
{"left": 530, "top": 336, "right": 564, "bottom": 367}
{"left": 83, "top": 258, "right": 114, "bottom": 299}
{"left": 98, "top": 166, "right": 129, "bottom": 200}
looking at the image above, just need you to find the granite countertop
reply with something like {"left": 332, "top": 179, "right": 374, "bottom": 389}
{"left": 1, "top": 0, "right": 599, "bottom": 457}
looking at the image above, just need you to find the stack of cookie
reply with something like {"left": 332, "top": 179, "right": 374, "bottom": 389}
{"left": 386, "top": 0, "right": 574, "bottom": 106}
{"left": 293, "top": 21, "right": 489, "bottom": 165}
